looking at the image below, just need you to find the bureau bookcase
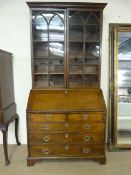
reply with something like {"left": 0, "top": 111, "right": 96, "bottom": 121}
{"left": 26, "top": 2, "right": 107, "bottom": 166}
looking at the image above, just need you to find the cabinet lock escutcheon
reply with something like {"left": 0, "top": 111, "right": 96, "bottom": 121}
{"left": 83, "top": 135, "right": 92, "bottom": 142}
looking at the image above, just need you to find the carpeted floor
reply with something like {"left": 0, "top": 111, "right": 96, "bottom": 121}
{"left": 0, "top": 144, "right": 131, "bottom": 175}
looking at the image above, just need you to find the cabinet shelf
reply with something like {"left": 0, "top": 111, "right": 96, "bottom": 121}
{"left": 69, "top": 24, "right": 99, "bottom": 26}
{"left": 34, "top": 73, "right": 64, "bottom": 75}
{"left": 69, "top": 73, "right": 98, "bottom": 75}
{"left": 69, "top": 40, "right": 84, "bottom": 43}
{"left": 85, "top": 41, "right": 99, "bottom": 43}
{"left": 33, "top": 40, "right": 64, "bottom": 43}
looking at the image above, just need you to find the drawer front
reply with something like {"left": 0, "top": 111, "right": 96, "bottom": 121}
{"left": 68, "top": 113, "right": 105, "bottom": 122}
{"left": 29, "top": 113, "right": 66, "bottom": 122}
{"left": 28, "top": 132, "right": 104, "bottom": 144}
{"left": 29, "top": 144, "right": 105, "bottom": 157}
{"left": 28, "top": 122, "right": 105, "bottom": 133}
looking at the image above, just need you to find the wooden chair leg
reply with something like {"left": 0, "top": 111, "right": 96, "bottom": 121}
{"left": 15, "top": 114, "right": 21, "bottom": 145}
{"left": 2, "top": 128, "right": 10, "bottom": 165}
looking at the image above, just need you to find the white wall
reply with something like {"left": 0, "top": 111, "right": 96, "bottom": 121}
{"left": 0, "top": 0, "right": 131, "bottom": 144}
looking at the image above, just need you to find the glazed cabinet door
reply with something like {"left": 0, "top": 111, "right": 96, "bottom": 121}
{"left": 31, "top": 8, "right": 102, "bottom": 88}
{"left": 32, "top": 10, "right": 66, "bottom": 88}
{"left": 68, "top": 10, "right": 101, "bottom": 88}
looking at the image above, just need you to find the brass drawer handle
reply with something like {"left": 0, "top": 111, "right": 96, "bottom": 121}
{"left": 83, "top": 135, "right": 92, "bottom": 142}
{"left": 83, "top": 124, "right": 90, "bottom": 130}
{"left": 45, "top": 114, "right": 52, "bottom": 120}
{"left": 42, "top": 126, "right": 49, "bottom": 130}
{"left": 83, "top": 148, "right": 90, "bottom": 154}
{"left": 65, "top": 145, "right": 69, "bottom": 150}
{"left": 65, "top": 122, "right": 69, "bottom": 127}
{"left": 65, "top": 133, "right": 69, "bottom": 138}
{"left": 42, "top": 149, "right": 51, "bottom": 155}
{"left": 83, "top": 113, "right": 88, "bottom": 120}
{"left": 43, "top": 135, "right": 50, "bottom": 142}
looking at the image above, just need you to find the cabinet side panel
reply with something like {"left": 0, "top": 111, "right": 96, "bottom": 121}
{"left": 0, "top": 50, "right": 14, "bottom": 109}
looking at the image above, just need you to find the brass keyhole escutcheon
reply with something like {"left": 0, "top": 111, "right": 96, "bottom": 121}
{"left": 83, "top": 135, "right": 92, "bottom": 142}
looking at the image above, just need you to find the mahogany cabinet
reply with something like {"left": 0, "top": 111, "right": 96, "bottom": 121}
{"left": 26, "top": 2, "right": 107, "bottom": 166}
{"left": 0, "top": 49, "right": 21, "bottom": 165}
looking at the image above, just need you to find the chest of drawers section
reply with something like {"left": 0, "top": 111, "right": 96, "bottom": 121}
{"left": 27, "top": 111, "right": 106, "bottom": 165}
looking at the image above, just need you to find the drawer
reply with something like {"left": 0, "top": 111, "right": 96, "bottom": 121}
{"left": 68, "top": 112, "right": 105, "bottom": 122}
{"left": 29, "top": 144, "right": 105, "bottom": 157}
{"left": 29, "top": 113, "right": 66, "bottom": 122}
{"left": 28, "top": 122, "right": 105, "bottom": 133}
{"left": 28, "top": 132, "right": 104, "bottom": 144}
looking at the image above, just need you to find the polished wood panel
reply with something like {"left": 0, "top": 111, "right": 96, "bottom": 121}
{"left": 29, "top": 112, "right": 105, "bottom": 123}
{"left": 29, "top": 113, "right": 66, "bottom": 122}
{"left": 28, "top": 122, "right": 105, "bottom": 133}
{"left": 29, "top": 144, "right": 105, "bottom": 157}
{"left": 29, "top": 132, "right": 104, "bottom": 144}
{"left": 68, "top": 113, "right": 105, "bottom": 122}
{"left": 27, "top": 89, "right": 106, "bottom": 112}
{"left": 27, "top": 89, "right": 106, "bottom": 165}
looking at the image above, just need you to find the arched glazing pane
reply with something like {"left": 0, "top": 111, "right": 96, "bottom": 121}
{"left": 86, "top": 14, "right": 99, "bottom": 25}
{"left": 33, "top": 15, "right": 48, "bottom": 41}
{"left": 69, "top": 13, "right": 83, "bottom": 25}
{"left": 69, "top": 14, "right": 84, "bottom": 41}
{"left": 85, "top": 14, "right": 99, "bottom": 42}
{"left": 49, "top": 14, "right": 64, "bottom": 41}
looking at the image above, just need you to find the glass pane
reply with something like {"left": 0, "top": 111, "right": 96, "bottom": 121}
{"left": 69, "top": 25, "right": 83, "bottom": 41}
{"left": 33, "top": 43, "right": 48, "bottom": 57}
{"left": 49, "top": 65, "right": 64, "bottom": 74}
{"left": 34, "top": 58, "right": 48, "bottom": 74}
{"left": 50, "top": 74, "right": 64, "bottom": 87}
{"left": 86, "top": 14, "right": 99, "bottom": 25}
{"left": 117, "top": 31, "right": 131, "bottom": 144}
{"left": 49, "top": 42, "right": 64, "bottom": 57}
{"left": 69, "top": 75, "right": 83, "bottom": 87}
{"left": 34, "top": 75, "right": 48, "bottom": 87}
{"left": 85, "top": 58, "right": 99, "bottom": 65}
{"left": 69, "top": 43, "right": 84, "bottom": 59}
{"left": 49, "top": 15, "right": 64, "bottom": 41}
{"left": 69, "top": 65, "right": 83, "bottom": 74}
{"left": 69, "top": 57, "right": 84, "bottom": 65}
{"left": 69, "top": 13, "right": 84, "bottom": 42}
{"left": 69, "top": 12, "right": 84, "bottom": 25}
{"left": 85, "top": 25, "right": 99, "bottom": 42}
{"left": 86, "top": 43, "right": 99, "bottom": 58}
{"left": 84, "top": 75, "right": 98, "bottom": 86}
{"left": 33, "top": 15, "right": 48, "bottom": 41}
{"left": 85, "top": 65, "right": 98, "bottom": 74}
